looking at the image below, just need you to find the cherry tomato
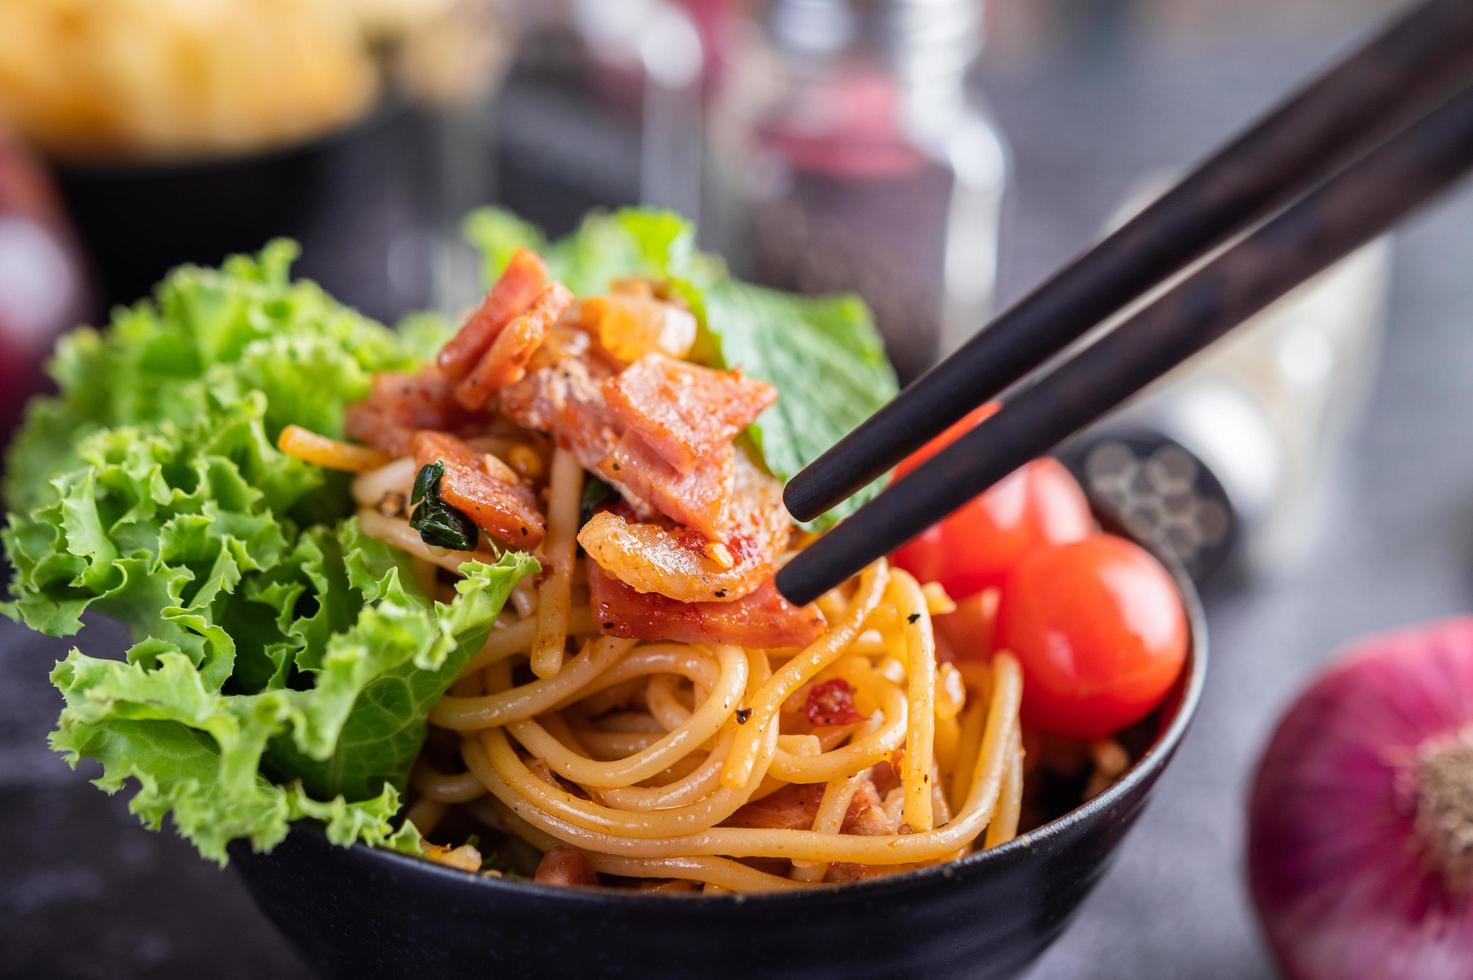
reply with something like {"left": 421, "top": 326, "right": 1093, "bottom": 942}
{"left": 889, "top": 402, "right": 1092, "bottom": 599}
{"left": 995, "top": 534, "right": 1188, "bottom": 739}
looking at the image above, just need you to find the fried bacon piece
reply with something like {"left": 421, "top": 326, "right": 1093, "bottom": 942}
{"left": 533, "top": 847, "right": 599, "bottom": 887}
{"left": 579, "top": 450, "right": 791, "bottom": 602}
{"left": 602, "top": 353, "right": 775, "bottom": 474}
{"left": 500, "top": 351, "right": 788, "bottom": 548}
{"left": 345, "top": 369, "right": 470, "bottom": 457}
{"left": 840, "top": 779, "right": 885, "bottom": 833}
{"left": 455, "top": 282, "right": 575, "bottom": 410}
{"left": 588, "top": 559, "right": 824, "bottom": 649}
{"left": 438, "top": 247, "right": 549, "bottom": 380}
{"left": 805, "top": 679, "right": 866, "bottom": 728}
{"left": 498, "top": 357, "right": 650, "bottom": 508}
{"left": 411, "top": 431, "right": 546, "bottom": 548}
{"left": 724, "top": 778, "right": 887, "bottom": 836}
{"left": 598, "top": 433, "right": 733, "bottom": 540}
{"left": 724, "top": 783, "right": 826, "bottom": 830}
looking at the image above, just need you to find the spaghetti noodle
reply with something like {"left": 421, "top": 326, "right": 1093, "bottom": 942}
{"left": 306, "top": 252, "right": 1045, "bottom": 893}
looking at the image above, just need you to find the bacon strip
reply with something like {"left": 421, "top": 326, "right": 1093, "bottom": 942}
{"left": 603, "top": 353, "right": 776, "bottom": 474}
{"left": 578, "top": 448, "right": 790, "bottom": 604}
{"left": 723, "top": 783, "right": 826, "bottom": 830}
{"left": 589, "top": 559, "right": 824, "bottom": 648}
{"left": 412, "top": 431, "right": 545, "bottom": 548}
{"left": 840, "top": 779, "right": 885, "bottom": 833}
{"left": 345, "top": 369, "right": 469, "bottom": 457}
{"left": 500, "top": 358, "right": 654, "bottom": 515}
{"left": 501, "top": 350, "right": 790, "bottom": 570}
{"left": 582, "top": 447, "right": 789, "bottom": 602}
{"left": 723, "top": 778, "right": 884, "bottom": 833}
{"left": 455, "top": 282, "right": 574, "bottom": 410}
{"left": 599, "top": 433, "right": 733, "bottom": 538}
{"left": 438, "top": 248, "right": 549, "bottom": 381}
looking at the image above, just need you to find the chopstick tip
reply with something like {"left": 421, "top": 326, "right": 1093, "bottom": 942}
{"left": 774, "top": 559, "right": 822, "bottom": 609}
{"left": 782, "top": 474, "right": 824, "bottom": 524}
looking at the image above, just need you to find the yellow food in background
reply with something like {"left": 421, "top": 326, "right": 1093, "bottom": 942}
{"left": 0, "top": 0, "right": 384, "bottom": 161}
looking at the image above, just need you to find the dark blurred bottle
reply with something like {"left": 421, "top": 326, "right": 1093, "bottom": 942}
{"left": 0, "top": 135, "right": 90, "bottom": 447}
{"left": 706, "top": 0, "right": 1008, "bottom": 383}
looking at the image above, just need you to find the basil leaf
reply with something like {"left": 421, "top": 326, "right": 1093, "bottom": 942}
{"left": 411, "top": 459, "right": 442, "bottom": 506}
{"left": 579, "top": 476, "right": 616, "bottom": 525}
{"left": 408, "top": 461, "right": 478, "bottom": 551}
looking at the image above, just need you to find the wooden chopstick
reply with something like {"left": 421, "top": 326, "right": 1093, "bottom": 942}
{"left": 775, "top": 77, "right": 1473, "bottom": 607}
{"left": 783, "top": 0, "right": 1473, "bottom": 525}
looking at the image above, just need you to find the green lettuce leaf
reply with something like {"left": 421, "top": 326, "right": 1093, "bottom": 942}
{"left": 696, "top": 282, "right": 894, "bottom": 523}
{"left": 5, "top": 240, "right": 413, "bottom": 514}
{"left": 464, "top": 206, "right": 717, "bottom": 300}
{"left": 3, "top": 244, "right": 538, "bottom": 864}
{"left": 50, "top": 543, "right": 534, "bottom": 864}
{"left": 464, "top": 207, "right": 898, "bottom": 528}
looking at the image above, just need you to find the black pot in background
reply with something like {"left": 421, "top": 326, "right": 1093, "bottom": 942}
{"left": 48, "top": 103, "right": 433, "bottom": 324}
{"left": 230, "top": 516, "right": 1207, "bottom": 980}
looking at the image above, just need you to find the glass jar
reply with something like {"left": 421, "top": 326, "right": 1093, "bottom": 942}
{"left": 1066, "top": 182, "right": 1393, "bottom": 582}
{"left": 705, "top": 0, "right": 1008, "bottom": 383}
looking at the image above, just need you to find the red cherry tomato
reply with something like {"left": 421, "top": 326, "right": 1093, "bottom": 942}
{"left": 995, "top": 534, "right": 1188, "bottom": 739}
{"left": 935, "top": 588, "right": 999, "bottom": 661}
{"left": 889, "top": 402, "right": 1092, "bottom": 599}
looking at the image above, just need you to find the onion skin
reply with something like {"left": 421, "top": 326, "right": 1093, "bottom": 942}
{"left": 1248, "top": 617, "right": 1473, "bottom": 980}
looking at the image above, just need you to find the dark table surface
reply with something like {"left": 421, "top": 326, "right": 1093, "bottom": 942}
{"left": 5, "top": 6, "right": 1471, "bottom": 978}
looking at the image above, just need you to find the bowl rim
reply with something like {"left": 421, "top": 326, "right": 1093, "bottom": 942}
{"left": 45, "top": 98, "right": 407, "bottom": 178}
{"left": 277, "top": 522, "right": 1209, "bottom": 910}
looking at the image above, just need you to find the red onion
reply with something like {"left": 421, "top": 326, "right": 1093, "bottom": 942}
{"left": 1249, "top": 617, "right": 1473, "bottom": 980}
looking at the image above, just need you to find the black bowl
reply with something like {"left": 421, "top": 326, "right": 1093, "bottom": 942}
{"left": 232, "top": 532, "right": 1207, "bottom": 980}
{"left": 48, "top": 101, "right": 427, "bottom": 320}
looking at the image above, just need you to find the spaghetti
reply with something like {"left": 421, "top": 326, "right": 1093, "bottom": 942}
{"left": 302, "top": 252, "right": 1043, "bottom": 893}
{"left": 360, "top": 415, "right": 1027, "bottom": 889}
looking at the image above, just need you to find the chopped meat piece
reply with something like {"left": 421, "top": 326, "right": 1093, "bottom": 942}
{"left": 870, "top": 758, "right": 902, "bottom": 795}
{"left": 525, "top": 323, "right": 592, "bottom": 373}
{"left": 603, "top": 353, "right": 776, "bottom": 474}
{"left": 345, "top": 369, "right": 470, "bottom": 457}
{"left": 589, "top": 559, "right": 824, "bottom": 648}
{"left": 579, "top": 449, "right": 791, "bottom": 602}
{"left": 723, "top": 783, "right": 826, "bottom": 830}
{"left": 844, "top": 805, "right": 897, "bottom": 838}
{"left": 533, "top": 847, "right": 599, "bottom": 887}
{"left": 438, "top": 248, "right": 549, "bottom": 380}
{"left": 455, "top": 282, "right": 574, "bottom": 410}
{"left": 412, "top": 431, "right": 545, "bottom": 547}
{"left": 502, "top": 354, "right": 788, "bottom": 556}
{"left": 841, "top": 780, "right": 885, "bottom": 833}
{"left": 499, "top": 357, "right": 654, "bottom": 513}
{"left": 805, "top": 679, "right": 866, "bottom": 727}
{"left": 598, "top": 433, "right": 733, "bottom": 540}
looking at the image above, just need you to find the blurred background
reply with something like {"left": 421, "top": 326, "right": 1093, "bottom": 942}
{"left": 3, "top": 0, "right": 1469, "bottom": 977}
